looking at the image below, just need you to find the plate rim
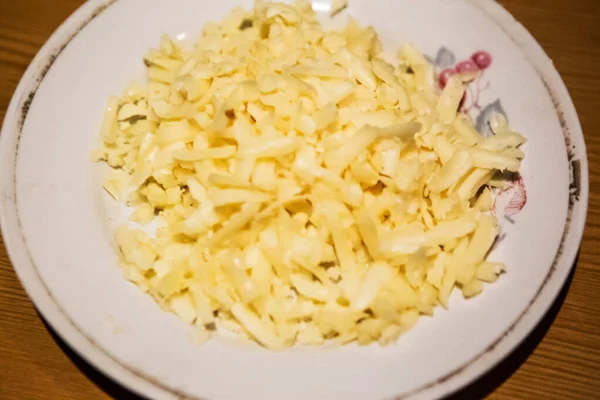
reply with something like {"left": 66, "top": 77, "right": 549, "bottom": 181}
{"left": 0, "top": 0, "right": 589, "bottom": 399}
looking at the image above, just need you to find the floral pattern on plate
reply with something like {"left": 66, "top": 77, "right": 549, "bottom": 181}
{"left": 431, "top": 47, "right": 528, "bottom": 223}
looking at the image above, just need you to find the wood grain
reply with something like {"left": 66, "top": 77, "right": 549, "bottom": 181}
{"left": 0, "top": 1, "right": 599, "bottom": 399}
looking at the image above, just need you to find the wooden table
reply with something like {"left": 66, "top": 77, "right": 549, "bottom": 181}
{"left": 0, "top": 1, "right": 599, "bottom": 399}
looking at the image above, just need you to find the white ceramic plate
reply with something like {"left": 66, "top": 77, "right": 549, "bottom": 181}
{"left": 0, "top": 1, "right": 588, "bottom": 399}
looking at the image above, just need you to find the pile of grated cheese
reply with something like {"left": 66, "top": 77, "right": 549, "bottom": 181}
{"left": 94, "top": 0, "right": 525, "bottom": 349}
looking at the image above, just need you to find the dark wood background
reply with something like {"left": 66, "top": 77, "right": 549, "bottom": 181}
{"left": 0, "top": 0, "right": 599, "bottom": 399}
